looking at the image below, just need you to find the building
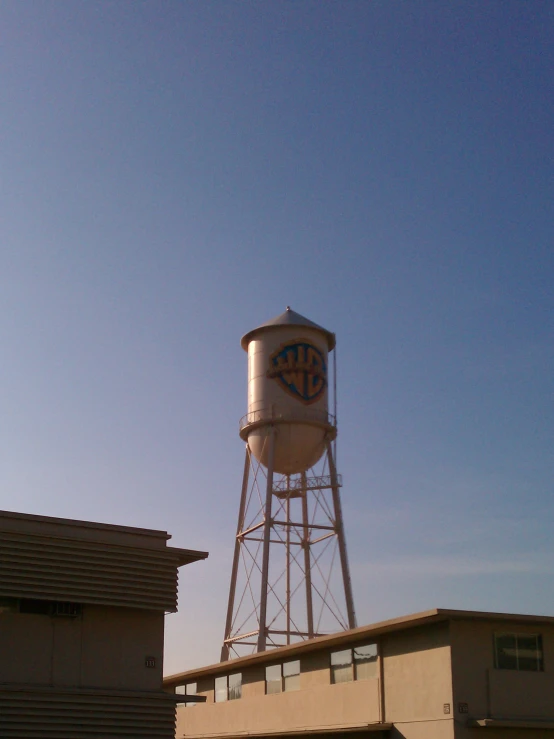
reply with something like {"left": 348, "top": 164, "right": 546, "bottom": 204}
{"left": 164, "top": 608, "right": 554, "bottom": 739}
{"left": 0, "top": 508, "right": 207, "bottom": 738}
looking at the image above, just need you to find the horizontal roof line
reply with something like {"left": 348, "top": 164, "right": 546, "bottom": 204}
{"left": 0, "top": 509, "right": 171, "bottom": 538}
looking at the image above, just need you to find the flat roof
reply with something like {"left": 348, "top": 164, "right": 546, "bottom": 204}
{"left": 0, "top": 509, "right": 208, "bottom": 564}
{"left": 0, "top": 508, "right": 171, "bottom": 538}
{"left": 164, "top": 607, "right": 554, "bottom": 685}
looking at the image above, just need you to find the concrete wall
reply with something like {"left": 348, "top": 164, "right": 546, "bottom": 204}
{"left": 0, "top": 604, "right": 164, "bottom": 690}
{"left": 450, "top": 618, "right": 554, "bottom": 726}
{"left": 382, "top": 623, "right": 454, "bottom": 739}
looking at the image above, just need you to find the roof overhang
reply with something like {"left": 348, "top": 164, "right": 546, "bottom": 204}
{"left": 164, "top": 607, "right": 554, "bottom": 685}
{"left": 180, "top": 723, "right": 392, "bottom": 738}
{"left": 173, "top": 547, "right": 209, "bottom": 567}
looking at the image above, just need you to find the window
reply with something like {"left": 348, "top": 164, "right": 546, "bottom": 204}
{"left": 283, "top": 659, "right": 300, "bottom": 692}
{"left": 19, "top": 599, "right": 51, "bottom": 615}
{"left": 265, "top": 660, "right": 300, "bottom": 694}
{"left": 494, "top": 633, "right": 543, "bottom": 672}
{"left": 12, "top": 599, "right": 82, "bottom": 617}
{"left": 353, "top": 644, "right": 378, "bottom": 680}
{"left": 175, "top": 682, "right": 198, "bottom": 707}
{"left": 214, "top": 673, "right": 242, "bottom": 702}
{"left": 330, "top": 643, "right": 378, "bottom": 684}
{"left": 53, "top": 602, "right": 81, "bottom": 617}
{"left": 265, "top": 664, "right": 281, "bottom": 695}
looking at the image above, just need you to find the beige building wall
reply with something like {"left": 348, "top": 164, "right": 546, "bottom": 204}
{"left": 382, "top": 623, "right": 454, "bottom": 739}
{"left": 451, "top": 619, "right": 554, "bottom": 739}
{"left": 176, "top": 625, "right": 457, "bottom": 739}
{"left": 176, "top": 645, "right": 381, "bottom": 738}
{"left": 168, "top": 610, "right": 554, "bottom": 739}
{"left": 178, "top": 680, "right": 381, "bottom": 737}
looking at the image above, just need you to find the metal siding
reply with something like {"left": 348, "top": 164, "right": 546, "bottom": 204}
{"left": 0, "top": 531, "right": 180, "bottom": 611}
{"left": 0, "top": 688, "right": 176, "bottom": 738}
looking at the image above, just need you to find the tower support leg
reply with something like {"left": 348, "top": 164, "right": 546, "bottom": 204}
{"left": 257, "top": 428, "right": 276, "bottom": 652}
{"left": 285, "top": 477, "right": 291, "bottom": 644}
{"left": 220, "top": 447, "right": 251, "bottom": 661}
{"left": 327, "top": 440, "right": 357, "bottom": 629}
{"left": 301, "top": 471, "right": 314, "bottom": 639}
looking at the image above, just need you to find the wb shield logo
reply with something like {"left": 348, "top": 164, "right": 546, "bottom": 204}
{"left": 267, "top": 340, "right": 327, "bottom": 405}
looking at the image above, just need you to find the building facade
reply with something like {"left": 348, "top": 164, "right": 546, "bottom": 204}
{"left": 165, "top": 608, "right": 554, "bottom": 739}
{"left": 0, "top": 509, "right": 207, "bottom": 738}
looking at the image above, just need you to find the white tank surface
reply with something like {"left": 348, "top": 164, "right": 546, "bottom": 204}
{"left": 239, "top": 307, "right": 336, "bottom": 475}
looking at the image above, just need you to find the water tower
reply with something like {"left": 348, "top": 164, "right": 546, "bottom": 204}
{"left": 221, "top": 308, "right": 356, "bottom": 660}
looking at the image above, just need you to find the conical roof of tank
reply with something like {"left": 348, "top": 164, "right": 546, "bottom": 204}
{"left": 241, "top": 307, "right": 336, "bottom": 351}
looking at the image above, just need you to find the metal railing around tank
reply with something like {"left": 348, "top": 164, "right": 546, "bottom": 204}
{"left": 272, "top": 473, "right": 342, "bottom": 493}
{"left": 239, "top": 407, "right": 336, "bottom": 433}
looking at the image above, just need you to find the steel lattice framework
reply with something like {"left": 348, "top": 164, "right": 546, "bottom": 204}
{"left": 221, "top": 432, "right": 356, "bottom": 660}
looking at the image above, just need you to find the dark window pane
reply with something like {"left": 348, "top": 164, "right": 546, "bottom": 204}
{"left": 517, "top": 635, "right": 542, "bottom": 671}
{"left": 19, "top": 599, "right": 50, "bottom": 615}
{"left": 53, "top": 602, "right": 81, "bottom": 617}
{"left": 495, "top": 634, "right": 518, "bottom": 670}
{"left": 495, "top": 633, "right": 544, "bottom": 671}
{"left": 536, "top": 635, "right": 544, "bottom": 671}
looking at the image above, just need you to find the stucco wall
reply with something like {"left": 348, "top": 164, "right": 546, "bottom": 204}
{"left": 177, "top": 679, "right": 380, "bottom": 737}
{"left": 382, "top": 623, "right": 454, "bottom": 739}
{"left": 382, "top": 623, "right": 453, "bottom": 721}
{"left": 176, "top": 646, "right": 380, "bottom": 737}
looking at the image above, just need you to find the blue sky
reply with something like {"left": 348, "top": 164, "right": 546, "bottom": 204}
{"left": 1, "top": 1, "right": 553, "bottom": 674}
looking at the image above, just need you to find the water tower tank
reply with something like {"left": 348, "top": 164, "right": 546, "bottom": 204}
{"left": 239, "top": 307, "right": 336, "bottom": 475}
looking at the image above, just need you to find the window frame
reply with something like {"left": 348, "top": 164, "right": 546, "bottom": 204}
{"left": 265, "top": 659, "right": 301, "bottom": 694}
{"left": 175, "top": 682, "right": 198, "bottom": 707}
{"left": 214, "top": 672, "right": 242, "bottom": 702}
{"left": 494, "top": 632, "right": 544, "bottom": 672}
{"left": 330, "top": 642, "right": 378, "bottom": 684}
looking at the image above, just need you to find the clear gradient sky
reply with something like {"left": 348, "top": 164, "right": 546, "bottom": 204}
{"left": 1, "top": 1, "right": 553, "bottom": 675}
